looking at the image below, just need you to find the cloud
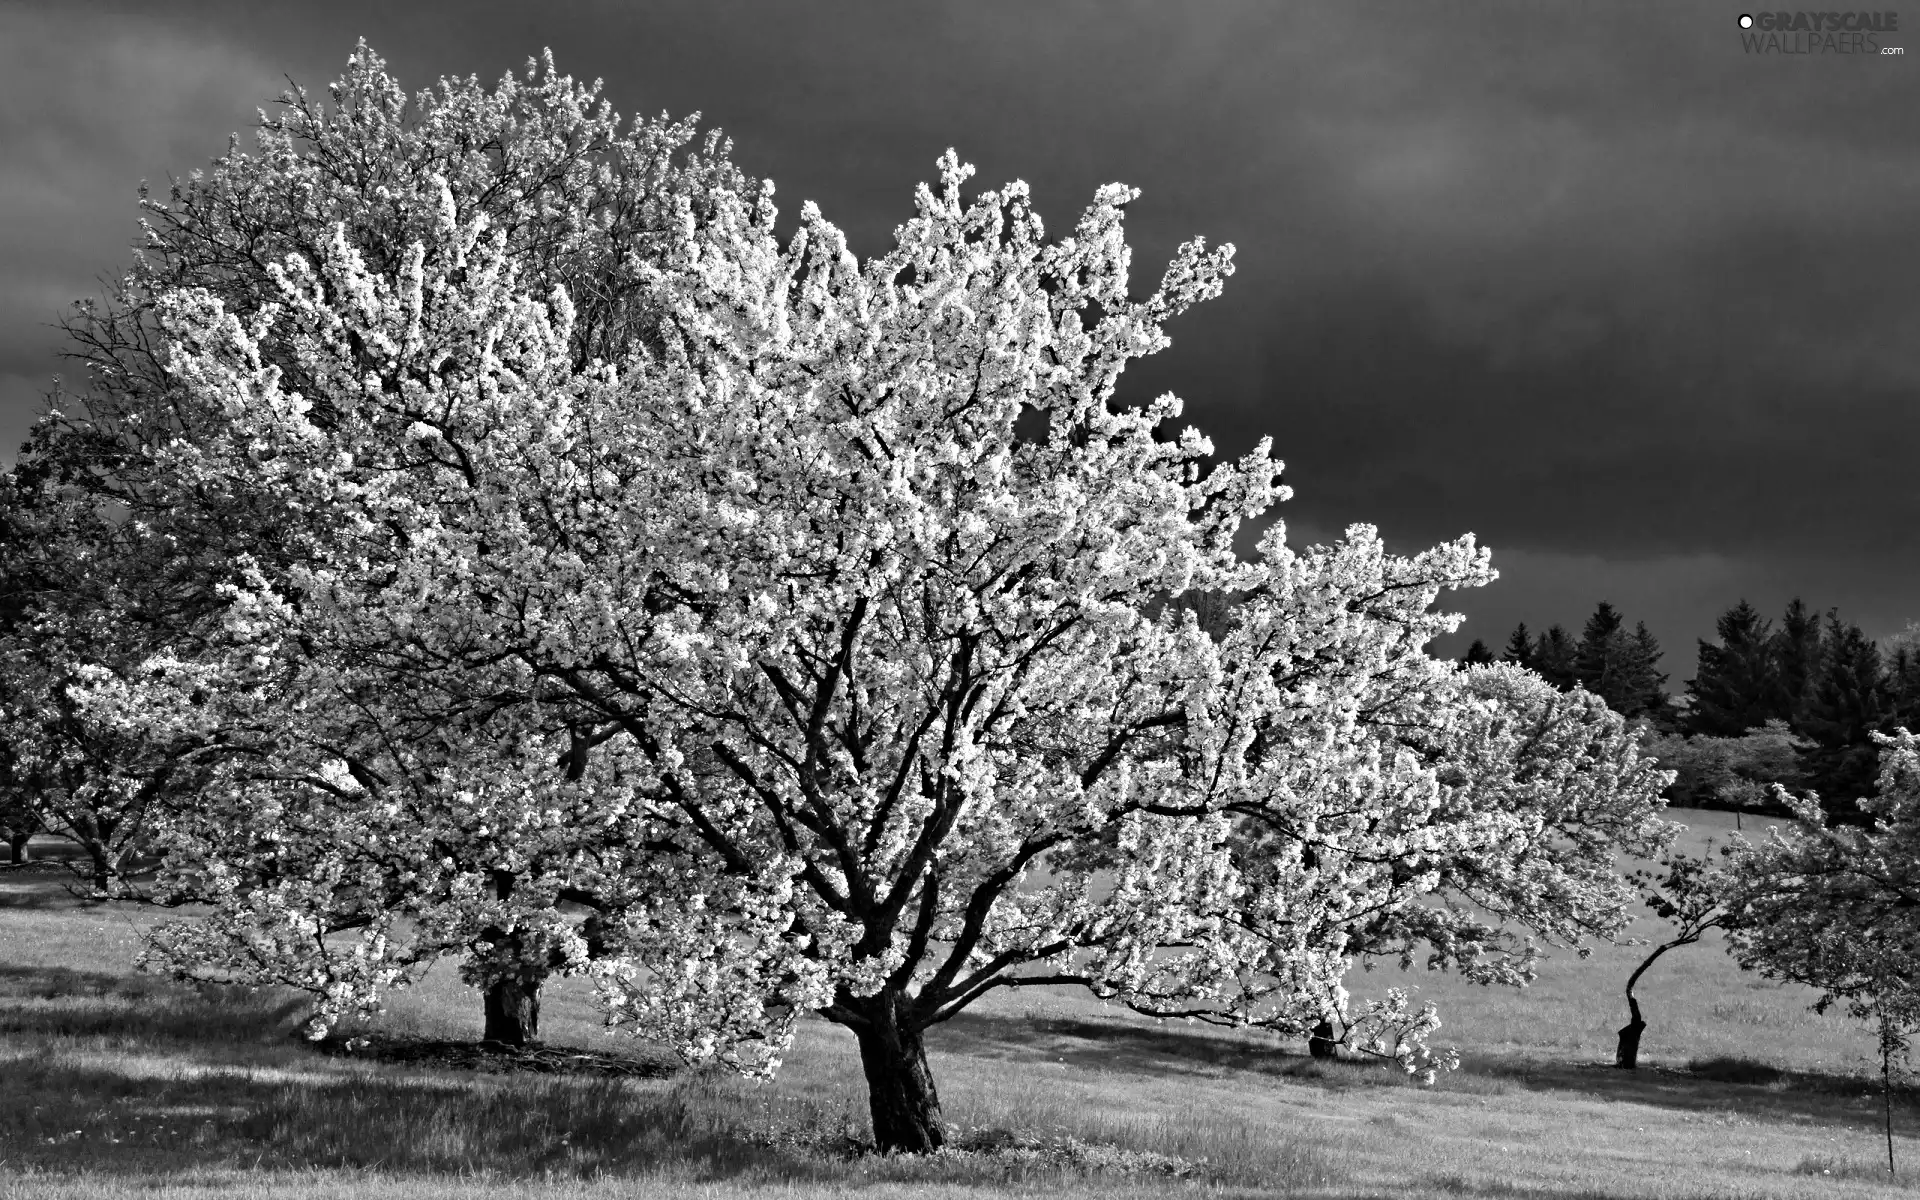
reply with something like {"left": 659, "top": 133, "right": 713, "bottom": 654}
{"left": 0, "top": 7, "right": 286, "bottom": 458}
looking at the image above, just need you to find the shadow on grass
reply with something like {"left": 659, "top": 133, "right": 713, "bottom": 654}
{"left": 1, "top": 961, "right": 1346, "bottom": 1192}
{"left": 0, "top": 964, "right": 309, "bottom": 1046}
{"left": 938, "top": 1007, "right": 1409, "bottom": 1089}
{"left": 0, "top": 864, "right": 116, "bottom": 908}
{"left": 0, "top": 1052, "right": 825, "bottom": 1182}
{"left": 1456, "top": 1050, "right": 1913, "bottom": 1132}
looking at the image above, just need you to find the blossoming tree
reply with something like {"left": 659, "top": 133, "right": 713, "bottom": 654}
{"left": 0, "top": 432, "right": 213, "bottom": 889}
{"left": 26, "top": 44, "right": 755, "bottom": 1042}
{"left": 1721, "top": 731, "right": 1920, "bottom": 1169}
{"left": 104, "top": 108, "right": 1683, "bottom": 1150}
{"left": 1723, "top": 729, "right": 1920, "bottom": 1040}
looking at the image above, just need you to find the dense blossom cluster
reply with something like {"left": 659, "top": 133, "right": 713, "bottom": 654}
{"left": 15, "top": 46, "right": 1678, "bottom": 1153}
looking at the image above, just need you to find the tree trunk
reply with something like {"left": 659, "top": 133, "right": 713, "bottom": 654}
{"left": 853, "top": 994, "right": 944, "bottom": 1154}
{"left": 84, "top": 841, "right": 113, "bottom": 891}
{"left": 6, "top": 832, "right": 29, "bottom": 865}
{"left": 478, "top": 868, "right": 540, "bottom": 1048}
{"left": 1308, "top": 1018, "right": 1340, "bottom": 1060}
{"left": 483, "top": 973, "right": 541, "bottom": 1047}
{"left": 1617, "top": 935, "right": 1694, "bottom": 1070}
{"left": 1615, "top": 994, "right": 1646, "bottom": 1069}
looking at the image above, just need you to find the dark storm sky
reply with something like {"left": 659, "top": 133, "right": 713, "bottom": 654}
{"left": 2, "top": 0, "right": 1915, "bottom": 673}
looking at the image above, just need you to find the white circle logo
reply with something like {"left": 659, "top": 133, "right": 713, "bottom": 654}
{"left": 1738, "top": 13, "right": 1754, "bottom": 27}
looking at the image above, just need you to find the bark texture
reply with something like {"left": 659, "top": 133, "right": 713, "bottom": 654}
{"left": 483, "top": 974, "right": 541, "bottom": 1047}
{"left": 853, "top": 994, "right": 944, "bottom": 1154}
{"left": 1615, "top": 995, "right": 1646, "bottom": 1069}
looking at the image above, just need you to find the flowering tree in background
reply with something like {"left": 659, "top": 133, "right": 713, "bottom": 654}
{"left": 17, "top": 45, "right": 756, "bottom": 1043}
{"left": 1348, "top": 663, "right": 1673, "bottom": 987}
{"left": 0, "top": 434, "right": 212, "bottom": 889}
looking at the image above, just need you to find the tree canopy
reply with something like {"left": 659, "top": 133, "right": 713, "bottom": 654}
{"left": 21, "top": 44, "right": 1678, "bottom": 1155}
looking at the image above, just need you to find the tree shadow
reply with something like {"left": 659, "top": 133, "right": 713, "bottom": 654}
{"left": 937, "top": 1007, "right": 1393, "bottom": 1088}
{"left": 0, "top": 865, "right": 115, "bottom": 908}
{"left": 0, "top": 957, "right": 842, "bottom": 1182}
{"left": 0, "top": 1053, "right": 818, "bottom": 1180}
{"left": 1457, "top": 1051, "right": 1912, "bottom": 1133}
{"left": 0, "top": 962, "right": 311, "bottom": 1046}
{"left": 935, "top": 1005, "right": 1912, "bottom": 1137}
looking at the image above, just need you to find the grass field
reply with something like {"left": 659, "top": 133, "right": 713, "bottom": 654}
{"left": 4, "top": 808, "right": 1918, "bottom": 1198}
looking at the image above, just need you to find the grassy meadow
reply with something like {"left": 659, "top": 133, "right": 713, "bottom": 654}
{"left": 4, "top": 808, "right": 1919, "bottom": 1199}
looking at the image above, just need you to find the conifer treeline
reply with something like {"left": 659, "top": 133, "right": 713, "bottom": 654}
{"left": 1463, "top": 602, "right": 1673, "bottom": 726}
{"left": 1468, "top": 598, "right": 1920, "bottom": 822}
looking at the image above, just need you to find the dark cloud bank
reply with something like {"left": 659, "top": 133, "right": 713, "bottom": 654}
{"left": 2, "top": 0, "right": 1913, "bottom": 670}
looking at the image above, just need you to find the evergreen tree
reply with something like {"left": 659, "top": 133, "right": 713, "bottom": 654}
{"left": 1686, "top": 599, "right": 1778, "bottom": 737}
{"left": 1771, "top": 598, "right": 1824, "bottom": 725}
{"left": 1502, "top": 623, "right": 1534, "bottom": 670}
{"left": 1889, "top": 646, "right": 1920, "bottom": 733}
{"left": 1628, "top": 621, "right": 1676, "bottom": 729}
{"left": 1574, "top": 602, "right": 1627, "bottom": 702}
{"left": 1797, "top": 614, "right": 1894, "bottom": 823}
{"left": 1462, "top": 639, "right": 1496, "bottom": 666}
{"left": 1532, "top": 625, "right": 1579, "bottom": 692}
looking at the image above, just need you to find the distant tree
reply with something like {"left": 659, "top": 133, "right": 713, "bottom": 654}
{"left": 1884, "top": 620, "right": 1920, "bottom": 659}
{"left": 1627, "top": 622, "right": 1677, "bottom": 729}
{"left": 1797, "top": 615, "right": 1894, "bottom": 821}
{"left": 0, "top": 440, "right": 204, "bottom": 889}
{"left": 24, "top": 42, "right": 763, "bottom": 1036}
{"left": 1888, "top": 645, "right": 1920, "bottom": 733}
{"left": 1501, "top": 623, "right": 1534, "bottom": 670}
{"left": 1686, "top": 600, "right": 1778, "bottom": 737}
{"left": 1532, "top": 625, "right": 1579, "bottom": 692}
{"left": 0, "top": 796, "right": 37, "bottom": 865}
{"left": 1574, "top": 602, "right": 1627, "bottom": 702}
{"left": 1770, "top": 598, "right": 1825, "bottom": 724}
{"left": 1615, "top": 848, "right": 1726, "bottom": 1070}
{"left": 1566, "top": 603, "right": 1670, "bottom": 722}
{"left": 1637, "top": 719, "right": 1805, "bottom": 818}
{"left": 1461, "top": 639, "right": 1496, "bottom": 667}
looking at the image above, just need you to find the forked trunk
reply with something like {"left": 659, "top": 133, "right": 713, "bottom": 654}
{"left": 483, "top": 973, "right": 541, "bottom": 1047}
{"left": 853, "top": 994, "right": 944, "bottom": 1154}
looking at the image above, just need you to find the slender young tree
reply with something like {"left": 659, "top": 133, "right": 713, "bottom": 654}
{"left": 1615, "top": 849, "right": 1725, "bottom": 1069}
{"left": 1724, "top": 733, "right": 1920, "bottom": 1161}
